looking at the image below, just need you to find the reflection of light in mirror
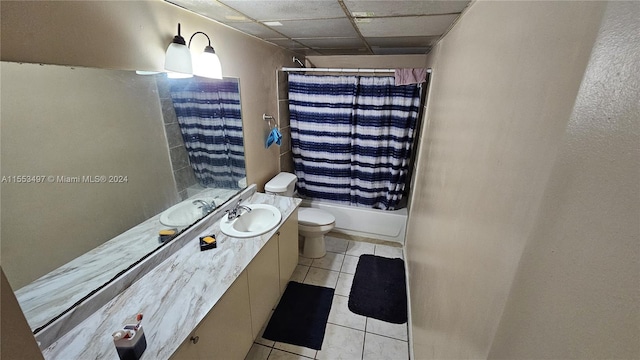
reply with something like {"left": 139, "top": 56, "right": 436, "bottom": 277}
{"left": 167, "top": 71, "right": 193, "bottom": 79}
{"left": 135, "top": 70, "right": 162, "bottom": 75}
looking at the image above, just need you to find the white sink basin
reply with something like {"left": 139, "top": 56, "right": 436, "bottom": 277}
{"left": 220, "top": 204, "right": 281, "bottom": 238}
{"left": 160, "top": 197, "right": 218, "bottom": 227}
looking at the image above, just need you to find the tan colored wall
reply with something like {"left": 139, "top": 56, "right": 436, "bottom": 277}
{"left": 0, "top": 1, "right": 298, "bottom": 287}
{"left": 405, "top": 1, "right": 606, "bottom": 358}
{"left": 0, "top": 0, "right": 300, "bottom": 191}
{"left": 306, "top": 54, "right": 428, "bottom": 68}
{"left": 0, "top": 268, "right": 43, "bottom": 360}
{"left": 1, "top": 63, "right": 177, "bottom": 289}
{"left": 488, "top": 2, "right": 640, "bottom": 358}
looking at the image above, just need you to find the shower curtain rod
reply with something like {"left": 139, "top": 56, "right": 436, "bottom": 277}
{"left": 281, "top": 67, "right": 432, "bottom": 74}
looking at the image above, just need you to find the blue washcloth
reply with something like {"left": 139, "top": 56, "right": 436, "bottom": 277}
{"left": 265, "top": 127, "right": 282, "bottom": 148}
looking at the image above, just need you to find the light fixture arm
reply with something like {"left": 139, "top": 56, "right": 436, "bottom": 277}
{"left": 188, "top": 31, "right": 216, "bottom": 54}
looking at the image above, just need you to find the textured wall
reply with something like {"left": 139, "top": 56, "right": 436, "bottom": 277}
{"left": 488, "top": 2, "right": 640, "bottom": 358}
{"left": 405, "top": 1, "right": 606, "bottom": 358}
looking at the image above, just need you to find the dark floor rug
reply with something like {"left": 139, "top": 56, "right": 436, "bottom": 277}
{"left": 348, "top": 254, "right": 407, "bottom": 324}
{"left": 262, "top": 281, "right": 334, "bottom": 350}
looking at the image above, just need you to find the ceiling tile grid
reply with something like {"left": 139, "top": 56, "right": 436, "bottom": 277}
{"left": 167, "top": 0, "right": 471, "bottom": 56}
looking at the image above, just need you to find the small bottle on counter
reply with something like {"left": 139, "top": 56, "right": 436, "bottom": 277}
{"left": 112, "top": 313, "right": 146, "bottom": 360}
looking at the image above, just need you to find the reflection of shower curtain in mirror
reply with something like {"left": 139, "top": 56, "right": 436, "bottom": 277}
{"left": 289, "top": 74, "right": 421, "bottom": 210}
{"left": 170, "top": 78, "right": 245, "bottom": 188}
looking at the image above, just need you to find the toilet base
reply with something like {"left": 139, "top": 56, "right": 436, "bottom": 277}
{"left": 302, "top": 234, "right": 326, "bottom": 258}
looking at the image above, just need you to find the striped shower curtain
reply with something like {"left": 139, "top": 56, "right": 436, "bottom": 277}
{"left": 170, "top": 77, "right": 245, "bottom": 189}
{"left": 289, "top": 74, "right": 421, "bottom": 210}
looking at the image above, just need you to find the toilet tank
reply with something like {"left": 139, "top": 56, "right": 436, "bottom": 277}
{"left": 265, "top": 172, "right": 297, "bottom": 196}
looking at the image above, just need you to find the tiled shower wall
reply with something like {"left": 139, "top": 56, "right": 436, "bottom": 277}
{"left": 155, "top": 75, "right": 198, "bottom": 200}
{"left": 276, "top": 71, "right": 294, "bottom": 173}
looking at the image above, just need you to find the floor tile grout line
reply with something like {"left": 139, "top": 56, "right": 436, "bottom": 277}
{"left": 252, "top": 341, "right": 274, "bottom": 349}
{"left": 361, "top": 317, "right": 367, "bottom": 360}
{"left": 327, "top": 322, "right": 366, "bottom": 334}
{"left": 271, "top": 345, "right": 316, "bottom": 359}
{"left": 363, "top": 328, "right": 410, "bottom": 343}
{"left": 362, "top": 317, "right": 368, "bottom": 360}
{"left": 326, "top": 319, "right": 365, "bottom": 333}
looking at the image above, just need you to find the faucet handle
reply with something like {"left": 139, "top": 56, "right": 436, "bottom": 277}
{"left": 225, "top": 208, "right": 236, "bottom": 220}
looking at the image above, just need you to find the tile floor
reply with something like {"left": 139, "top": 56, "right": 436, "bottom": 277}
{"left": 245, "top": 236, "right": 409, "bottom": 360}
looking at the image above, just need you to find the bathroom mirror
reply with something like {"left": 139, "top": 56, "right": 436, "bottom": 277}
{"left": 0, "top": 61, "right": 246, "bottom": 332}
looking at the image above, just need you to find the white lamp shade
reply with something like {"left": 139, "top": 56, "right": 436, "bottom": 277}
{"left": 194, "top": 51, "right": 223, "bottom": 79}
{"left": 165, "top": 42, "right": 193, "bottom": 74}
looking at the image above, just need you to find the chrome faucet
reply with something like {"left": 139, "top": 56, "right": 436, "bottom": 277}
{"left": 226, "top": 200, "right": 252, "bottom": 220}
{"left": 193, "top": 199, "right": 216, "bottom": 216}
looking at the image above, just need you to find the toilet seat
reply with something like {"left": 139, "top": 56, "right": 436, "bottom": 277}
{"left": 298, "top": 208, "right": 335, "bottom": 226}
{"left": 299, "top": 223, "right": 335, "bottom": 234}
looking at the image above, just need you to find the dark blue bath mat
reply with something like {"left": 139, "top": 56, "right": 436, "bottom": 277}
{"left": 348, "top": 254, "right": 407, "bottom": 324}
{"left": 262, "top": 281, "right": 334, "bottom": 350}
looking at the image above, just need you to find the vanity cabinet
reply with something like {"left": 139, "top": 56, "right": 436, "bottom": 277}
{"left": 278, "top": 210, "right": 299, "bottom": 293}
{"left": 247, "top": 234, "right": 280, "bottom": 339}
{"left": 171, "top": 271, "right": 253, "bottom": 360}
{"left": 247, "top": 209, "right": 299, "bottom": 339}
{"left": 171, "top": 209, "right": 299, "bottom": 360}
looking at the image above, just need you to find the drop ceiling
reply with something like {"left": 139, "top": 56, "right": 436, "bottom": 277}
{"left": 166, "top": 0, "right": 472, "bottom": 56}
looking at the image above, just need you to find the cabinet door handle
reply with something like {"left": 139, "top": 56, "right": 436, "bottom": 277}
{"left": 276, "top": 231, "right": 281, "bottom": 236}
{"left": 190, "top": 336, "right": 199, "bottom": 344}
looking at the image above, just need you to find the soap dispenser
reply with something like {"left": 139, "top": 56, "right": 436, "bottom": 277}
{"left": 112, "top": 313, "right": 146, "bottom": 360}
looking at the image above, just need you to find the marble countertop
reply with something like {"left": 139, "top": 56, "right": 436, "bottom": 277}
{"left": 40, "top": 191, "right": 301, "bottom": 360}
{"left": 16, "top": 187, "right": 239, "bottom": 332}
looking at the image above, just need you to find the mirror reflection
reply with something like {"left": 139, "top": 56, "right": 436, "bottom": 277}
{"left": 0, "top": 62, "right": 246, "bottom": 332}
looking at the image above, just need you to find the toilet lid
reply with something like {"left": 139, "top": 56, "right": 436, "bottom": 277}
{"left": 298, "top": 208, "right": 335, "bottom": 226}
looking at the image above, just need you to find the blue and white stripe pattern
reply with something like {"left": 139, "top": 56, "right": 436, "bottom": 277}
{"left": 170, "top": 77, "right": 245, "bottom": 189}
{"left": 289, "top": 74, "right": 421, "bottom": 210}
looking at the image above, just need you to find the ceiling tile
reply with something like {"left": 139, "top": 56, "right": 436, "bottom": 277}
{"left": 372, "top": 46, "right": 431, "bottom": 55}
{"left": 275, "top": 18, "right": 358, "bottom": 38}
{"left": 165, "top": 0, "right": 465, "bottom": 56}
{"left": 219, "top": 0, "right": 346, "bottom": 21}
{"left": 366, "top": 36, "right": 440, "bottom": 47}
{"left": 294, "top": 48, "right": 324, "bottom": 56}
{"left": 317, "top": 48, "right": 372, "bottom": 56}
{"left": 167, "top": 0, "right": 250, "bottom": 23}
{"left": 296, "top": 37, "right": 366, "bottom": 49}
{"left": 226, "top": 22, "right": 285, "bottom": 38}
{"left": 265, "top": 38, "right": 309, "bottom": 49}
{"left": 344, "top": 0, "right": 470, "bottom": 16}
{"left": 357, "top": 14, "right": 459, "bottom": 37}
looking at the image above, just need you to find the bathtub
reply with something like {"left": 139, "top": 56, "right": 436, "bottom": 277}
{"left": 300, "top": 198, "right": 408, "bottom": 245}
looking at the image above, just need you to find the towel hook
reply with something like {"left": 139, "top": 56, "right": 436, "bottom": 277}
{"left": 263, "top": 113, "right": 275, "bottom": 129}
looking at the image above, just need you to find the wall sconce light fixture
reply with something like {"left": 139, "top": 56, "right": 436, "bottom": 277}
{"left": 164, "top": 23, "right": 223, "bottom": 79}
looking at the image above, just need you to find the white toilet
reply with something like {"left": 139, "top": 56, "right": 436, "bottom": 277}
{"left": 265, "top": 172, "right": 335, "bottom": 258}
